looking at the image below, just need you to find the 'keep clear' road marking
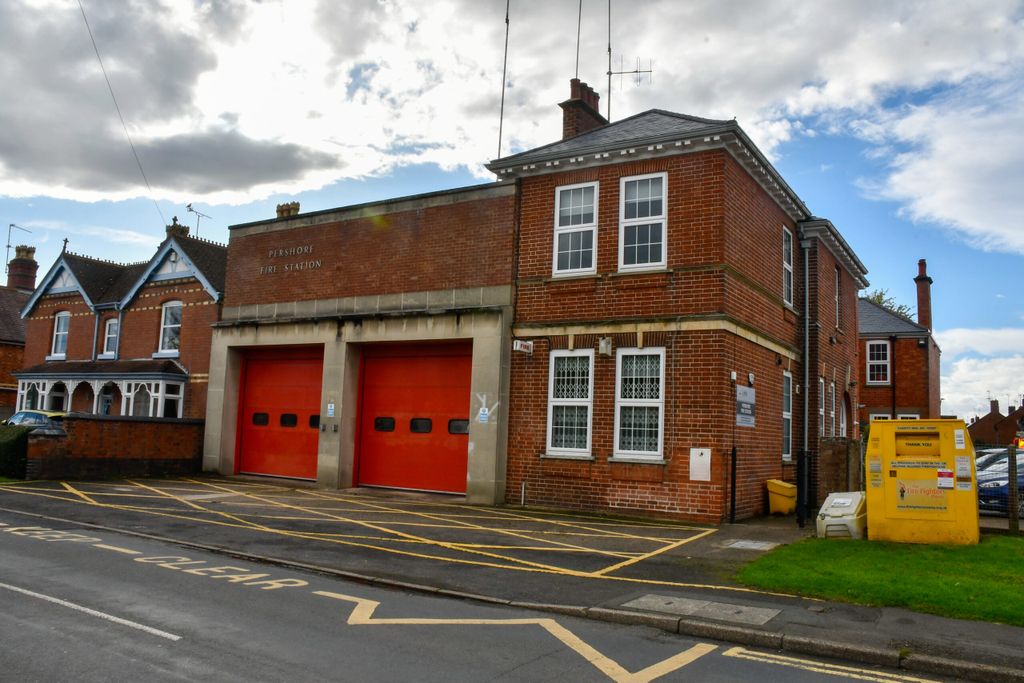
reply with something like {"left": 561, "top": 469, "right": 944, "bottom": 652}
{"left": 133, "top": 556, "right": 309, "bottom": 590}
{"left": 0, "top": 582, "right": 181, "bottom": 641}
{"left": 722, "top": 647, "right": 939, "bottom": 683}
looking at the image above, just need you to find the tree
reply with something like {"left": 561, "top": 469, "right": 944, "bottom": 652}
{"left": 865, "top": 288, "right": 915, "bottom": 322}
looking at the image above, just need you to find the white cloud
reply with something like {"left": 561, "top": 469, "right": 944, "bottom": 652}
{"left": 934, "top": 327, "right": 1024, "bottom": 358}
{"left": 942, "top": 355, "right": 1024, "bottom": 419}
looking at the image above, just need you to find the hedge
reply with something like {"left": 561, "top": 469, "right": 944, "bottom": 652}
{"left": 0, "top": 425, "right": 32, "bottom": 479}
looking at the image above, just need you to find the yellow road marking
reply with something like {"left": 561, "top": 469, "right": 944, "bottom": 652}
{"left": 591, "top": 529, "right": 717, "bottom": 576}
{"left": 314, "top": 590, "right": 717, "bottom": 682}
{"left": 0, "top": 483, "right": 785, "bottom": 597}
{"left": 60, "top": 481, "right": 100, "bottom": 505}
{"left": 126, "top": 479, "right": 277, "bottom": 534}
{"left": 722, "top": 647, "right": 938, "bottom": 682}
{"left": 303, "top": 488, "right": 645, "bottom": 560}
{"left": 93, "top": 543, "right": 141, "bottom": 555}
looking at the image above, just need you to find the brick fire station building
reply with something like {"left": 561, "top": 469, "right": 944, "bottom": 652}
{"left": 203, "top": 80, "right": 868, "bottom": 521}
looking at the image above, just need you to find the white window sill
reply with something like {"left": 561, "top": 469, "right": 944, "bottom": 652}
{"left": 614, "top": 265, "right": 669, "bottom": 275}
{"left": 97, "top": 353, "right": 116, "bottom": 360}
{"left": 44, "top": 354, "right": 66, "bottom": 361}
{"left": 608, "top": 456, "right": 666, "bottom": 465}
{"left": 865, "top": 381, "right": 890, "bottom": 387}
{"left": 152, "top": 351, "right": 180, "bottom": 359}
{"left": 541, "top": 452, "right": 595, "bottom": 461}
{"left": 550, "top": 270, "right": 598, "bottom": 281}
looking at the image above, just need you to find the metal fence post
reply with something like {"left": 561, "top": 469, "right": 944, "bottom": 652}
{"left": 1009, "top": 445, "right": 1019, "bottom": 533}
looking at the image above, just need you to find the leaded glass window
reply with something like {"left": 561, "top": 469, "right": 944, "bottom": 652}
{"left": 547, "top": 350, "right": 594, "bottom": 454}
{"left": 614, "top": 348, "right": 665, "bottom": 457}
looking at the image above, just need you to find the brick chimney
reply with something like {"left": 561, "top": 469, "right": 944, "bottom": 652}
{"left": 559, "top": 79, "right": 608, "bottom": 140}
{"left": 914, "top": 258, "right": 932, "bottom": 331}
{"left": 165, "top": 216, "right": 190, "bottom": 239}
{"left": 7, "top": 245, "right": 37, "bottom": 292}
{"left": 990, "top": 399, "right": 1000, "bottom": 415}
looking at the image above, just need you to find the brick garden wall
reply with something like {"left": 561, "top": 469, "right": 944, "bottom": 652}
{"left": 25, "top": 414, "right": 204, "bottom": 479}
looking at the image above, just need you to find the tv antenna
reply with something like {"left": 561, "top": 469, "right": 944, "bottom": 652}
{"left": 605, "top": 0, "right": 653, "bottom": 122}
{"left": 185, "top": 203, "right": 211, "bottom": 236}
{"left": 6, "top": 223, "right": 31, "bottom": 275}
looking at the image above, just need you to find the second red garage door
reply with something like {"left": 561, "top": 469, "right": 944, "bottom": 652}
{"left": 358, "top": 343, "right": 471, "bottom": 494}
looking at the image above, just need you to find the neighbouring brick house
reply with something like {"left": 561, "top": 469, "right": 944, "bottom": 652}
{"left": 487, "top": 81, "right": 868, "bottom": 521}
{"left": 857, "top": 259, "right": 940, "bottom": 426}
{"left": 0, "top": 245, "right": 38, "bottom": 416}
{"left": 16, "top": 219, "right": 225, "bottom": 420}
{"left": 968, "top": 399, "right": 1024, "bottom": 446}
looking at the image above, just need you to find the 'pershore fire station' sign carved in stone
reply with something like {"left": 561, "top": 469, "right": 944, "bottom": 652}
{"left": 259, "top": 244, "right": 323, "bottom": 275}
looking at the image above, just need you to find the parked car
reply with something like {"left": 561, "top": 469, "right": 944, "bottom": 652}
{"left": 975, "top": 448, "right": 1009, "bottom": 473}
{"left": 977, "top": 456, "right": 1024, "bottom": 517}
{"left": 2, "top": 410, "right": 65, "bottom": 431}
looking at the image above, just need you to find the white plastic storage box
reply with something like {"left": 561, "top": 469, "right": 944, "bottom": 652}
{"left": 816, "top": 491, "right": 867, "bottom": 539}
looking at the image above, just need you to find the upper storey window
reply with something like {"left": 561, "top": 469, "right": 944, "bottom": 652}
{"left": 101, "top": 318, "right": 118, "bottom": 357}
{"left": 553, "top": 182, "right": 598, "bottom": 276}
{"left": 866, "top": 340, "right": 890, "bottom": 384}
{"left": 50, "top": 312, "right": 70, "bottom": 358}
{"left": 619, "top": 173, "right": 667, "bottom": 271}
{"left": 158, "top": 301, "right": 182, "bottom": 355}
{"left": 782, "top": 228, "right": 794, "bottom": 306}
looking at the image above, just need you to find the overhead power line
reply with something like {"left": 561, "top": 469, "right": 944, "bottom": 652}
{"left": 77, "top": 0, "right": 166, "bottom": 226}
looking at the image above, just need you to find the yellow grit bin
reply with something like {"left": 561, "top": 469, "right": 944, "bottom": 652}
{"left": 864, "top": 419, "right": 979, "bottom": 545}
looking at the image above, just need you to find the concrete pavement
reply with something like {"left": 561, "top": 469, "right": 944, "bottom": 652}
{"left": 0, "top": 475, "right": 1021, "bottom": 682}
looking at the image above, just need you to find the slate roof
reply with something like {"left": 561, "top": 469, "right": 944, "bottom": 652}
{"left": 16, "top": 359, "right": 187, "bottom": 377}
{"left": 61, "top": 253, "right": 130, "bottom": 305}
{"left": 0, "top": 286, "right": 29, "bottom": 344}
{"left": 488, "top": 109, "right": 734, "bottom": 169}
{"left": 858, "top": 298, "right": 928, "bottom": 336}
{"left": 175, "top": 234, "right": 227, "bottom": 293}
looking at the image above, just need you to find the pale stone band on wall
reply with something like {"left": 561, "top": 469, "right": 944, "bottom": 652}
{"left": 220, "top": 285, "right": 514, "bottom": 323}
{"left": 513, "top": 315, "right": 801, "bottom": 361}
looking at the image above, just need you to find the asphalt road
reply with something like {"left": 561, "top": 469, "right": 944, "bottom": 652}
{"left": 0, "top": 512, "right": 950, "bottom": 682}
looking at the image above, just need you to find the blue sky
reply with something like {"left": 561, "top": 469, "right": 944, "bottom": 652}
{"left": 2, "top": 0, "right": 1022, "bottom": 419}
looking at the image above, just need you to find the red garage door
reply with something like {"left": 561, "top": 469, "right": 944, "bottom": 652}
{"left": 238, "top": 348, "right": 323, "bottom": 480}
{"left": 358, "top": 343, "right": 471, "bottom": 494}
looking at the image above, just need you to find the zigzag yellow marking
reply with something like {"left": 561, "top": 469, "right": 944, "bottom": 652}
{"left": 314, "top": 590, "right": 717, "bottom": 682}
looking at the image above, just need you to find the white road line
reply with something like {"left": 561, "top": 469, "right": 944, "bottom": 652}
{"left": 93, "top": 543, "right": 141, "bottom": 555}
{"left": 0, "top": 582, "right": 181, "bottom": 641}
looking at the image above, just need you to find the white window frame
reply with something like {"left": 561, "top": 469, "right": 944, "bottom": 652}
{"left": 156, "top": 300, "right": 183, "bottom": 356}
{"left": 100, "top": 318, "right": 118, "bottom": 358}
{"left": 782, "top": 371, "right": 792, "bottom": 462}
{"left": 866, "top": 340, "right": 890, "bottom": 385}
{"left": 125, "top": 380, "right": 184, "bottom": 418}
{"left": 613, "top": 347, "right": 666, "bottom": 460}
{"left": 869, "top": 414, "right": 891, "bottom": 422}
{"left": 552, "top": 181, "right": 599, "bottom": 277}
{"left": 49, "top": 311, "right": 70, "bottom": 359}
{"left": 782, "top": 227, "right": 794, "bottom": 306}
{"left": 897, "top": 413, "right": 920, "bottom": 420}
{"left": 618, "top": 172, "right": 667, "bottom": 272}
{"left": 546, "top": 349, "right": 595, "bottom": 457}
{"left": 818, "top": 377, "right": 825, "bottom": 437}
{"left": 834, "top": 267, "right": 841, "bottom": 329}
{"left": 839, "top": 394, "right": 847, "bottom": 437}
{"left": 829, "top": 381, "right": 836, "bottom": 437}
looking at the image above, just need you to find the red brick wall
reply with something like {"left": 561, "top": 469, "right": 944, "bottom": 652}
{"left": 23, "top": 294, "right": 93, "bottom": 365}
{"left": 25, "top": 415, "right": 203, "bottom": 479}
{"left": 224, "top": 190, "right": 516, "bottom": 307}
{"left": 858, "top": 336, "right": 936, "bottom": 422}
{"left": 0, "top": 341, "right": 23, "bottom": 409}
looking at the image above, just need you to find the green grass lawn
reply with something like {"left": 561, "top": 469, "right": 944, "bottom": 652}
{"left": 737, "top": 535, "right": 1024, "bottom": 626}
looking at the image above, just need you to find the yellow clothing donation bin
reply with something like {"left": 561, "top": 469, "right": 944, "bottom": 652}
{"left": 864, "top": 419, "right": 979, "bottom": 545}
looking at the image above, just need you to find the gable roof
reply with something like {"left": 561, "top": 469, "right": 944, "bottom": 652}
{"left": 22, "top": 231, "right": 227, "bottom": 317}
{"left": 858, "top": 298, "right": 929, "bottom": 336}
{"left": 0, "top": 286, "right": 29, "bottom": 344}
